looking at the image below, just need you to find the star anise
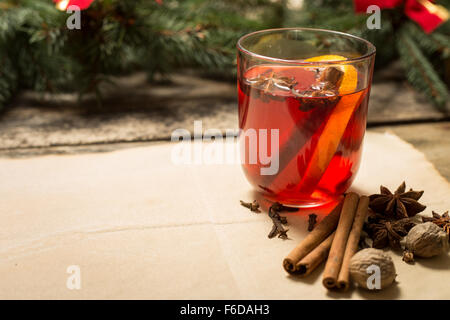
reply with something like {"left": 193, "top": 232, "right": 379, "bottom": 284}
{"left": 422, "top": 211, "right": 450, "bottom": 241}
{"left": 365, "top": 213, "right": 416, "bottom": 249}
{"left": 369, "top": 182, "right": 426, "bottom": 219}
{"left": 246, "top": 71, "right": 297, "bottom": 93}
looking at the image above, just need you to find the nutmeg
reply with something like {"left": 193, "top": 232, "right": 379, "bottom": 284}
{"left": 404, "top": 222, "right": 449, "bottom": 258}
{"left": 349, "top": 248, "right": 396, "bottom": 290}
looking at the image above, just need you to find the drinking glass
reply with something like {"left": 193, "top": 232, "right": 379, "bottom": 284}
{"left": 237, "top": 28, "right": 376, "bottom": 207}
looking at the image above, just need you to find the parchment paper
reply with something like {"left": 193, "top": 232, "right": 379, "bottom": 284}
{"left": 0, "top": 132, "right": 448, "bottom": 299}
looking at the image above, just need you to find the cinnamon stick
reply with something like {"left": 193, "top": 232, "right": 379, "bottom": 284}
{"left": 322, "top": 192, "right": 359, "bottom": 289}
{"left": 283, "top": 200, "right": 343, "bottom": 274}
{"left": 296, "top": 232, "right": 335, "bottom": 277}
{"left": 296, "top": 93, "right": 365, "bottom": 195}
{"left": 259, "top": 100, "right": 337, "bottom": 190}
{"left": 337, "top": 195, "right": 369, "bottom": 290}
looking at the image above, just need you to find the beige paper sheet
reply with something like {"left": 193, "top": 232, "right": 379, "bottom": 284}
{"left": 0, "top": 132, "right": 449, "bottom": 299}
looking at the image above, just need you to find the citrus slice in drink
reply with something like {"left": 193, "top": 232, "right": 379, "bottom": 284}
{"left": 297, "top": 55, "right": 362, "bottom": 195}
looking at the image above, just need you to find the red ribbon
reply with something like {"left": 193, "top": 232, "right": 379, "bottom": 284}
{"left": 54, "top": 0, "right": 163, "bottom": 10}
{"left": 53, "top": 0, "right": 95, "bottom": 10}
{"left": 354, "top": 0, "right": 449, "bottom": 33}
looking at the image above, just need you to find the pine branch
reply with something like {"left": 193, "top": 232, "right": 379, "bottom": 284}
{"left": 430, "top": 33, "right": 450, "bottom": 58}
{"left": 0, "top": 53, "right": 18, "bottom": 112}
{"left": 405, "top": 22, "right": 450, "bottom": 58}
{"left": 1, "top": 0, "right": 447, "bottom": 112}
{"left": 397, "top": 26, "right": 449, "bottom": 111}
{"left": 0, "top": 0, "right": 282, "bottom": 105}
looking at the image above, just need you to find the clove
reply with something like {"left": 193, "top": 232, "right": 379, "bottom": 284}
{"left": 240, "top": 200, "right": 260, "bottom": 213}
{"left": 267, "top": 202, "right": 297, "bottom": 239}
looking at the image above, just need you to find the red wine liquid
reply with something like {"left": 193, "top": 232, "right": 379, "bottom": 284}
{"left": 238, "top": 65, "right": 369, "bottom": 206}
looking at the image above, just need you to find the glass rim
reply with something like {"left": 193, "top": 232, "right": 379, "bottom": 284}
{"left": 237, "top": 27, "right": 376, "bottom": 65}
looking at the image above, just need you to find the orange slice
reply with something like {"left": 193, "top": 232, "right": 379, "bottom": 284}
{"left": 297, "top": 91, "right": 365, "bottom": 194}
{"left": 304, "top": 54, "right": 358, "bottom": 95}
{"left": 304, "top": 54, "right": 347, "bottom": 62}
{"left": 297, "top": 55, "right": 362, "bottom": 195}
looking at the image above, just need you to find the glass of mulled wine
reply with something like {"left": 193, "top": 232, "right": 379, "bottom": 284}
{"left": 237, "top": 28, "right": 376, "bottom": 207}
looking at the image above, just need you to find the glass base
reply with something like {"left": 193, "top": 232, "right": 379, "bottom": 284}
{"left": 261, "top": 191, "right": 340, "bottom": 208}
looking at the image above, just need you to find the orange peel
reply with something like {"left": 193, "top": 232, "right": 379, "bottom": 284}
{"left": 297, "top": 54, "right": 363, "bottom": 195}
{"left": 297, "top": 91, "right": 365, "bottom": 194}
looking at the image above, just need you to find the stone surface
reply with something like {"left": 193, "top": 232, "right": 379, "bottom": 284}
{"left": 369, "top": 62, "right": 450, "bottom": 123}
{"left": 0, "top": 73, "right": 237, "bottom": 150}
